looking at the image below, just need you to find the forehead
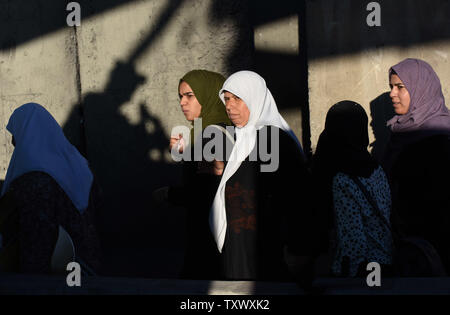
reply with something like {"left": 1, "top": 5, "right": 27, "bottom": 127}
{"left": 390, "top": 74, "right": 404, "bottom": 84}
{"left": 179, "top": 81, "right": 193, "bottom": 92}
{"left": 223, "top": 90, "right": 238, "bottom": 97}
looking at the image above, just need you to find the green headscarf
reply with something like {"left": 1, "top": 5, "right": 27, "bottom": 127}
{"left": 180, "top": 70, "right": 232, "bottom": 145}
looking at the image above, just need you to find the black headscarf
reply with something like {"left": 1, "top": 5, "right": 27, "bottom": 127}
{"left": 313, "top": 100, "right": 378, "bottom": 180}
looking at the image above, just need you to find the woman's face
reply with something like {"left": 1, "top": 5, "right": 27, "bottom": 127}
{"left": 223, "top": 91, "right": 250, "bottom": 128}
{"left": 179, "top": 81, "right": 202, "bottom": 121}
{"left": 389, "top": 74, "right": 411, "bottom": 115}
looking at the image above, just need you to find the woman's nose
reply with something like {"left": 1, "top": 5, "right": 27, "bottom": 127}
{"left": 390, "top": 87, "right": 396, "bottom": 98}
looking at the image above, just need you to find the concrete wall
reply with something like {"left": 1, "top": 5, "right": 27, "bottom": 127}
{"left": 0, "top": 1, "right": 80, "bottom": 176}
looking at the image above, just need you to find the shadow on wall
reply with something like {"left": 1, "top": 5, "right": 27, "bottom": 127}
{"left": 208, "top": 0, "right": 254, "bottom": 74}
{"left": 369, "top": 92, "right": 395, "bottom": 164}
{"left": 64, "top": 61, "right": 186, "bottom": 278}
{"left": 306, "top": 0, "right": 450, "bottom": 60}
{"left": 61, "top": 0, "right": 188, "bottom": 278}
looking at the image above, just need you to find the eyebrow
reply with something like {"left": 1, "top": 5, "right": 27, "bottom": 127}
{"left": 224, "top": 94, "right": 239, "bottom": 99}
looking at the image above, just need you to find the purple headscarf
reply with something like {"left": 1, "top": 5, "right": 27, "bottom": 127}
{"left": 387, "top": 58, "right": 450, "bottom": 133}
{"left": 383, "top": 59, "right": 450, "bottom": 173}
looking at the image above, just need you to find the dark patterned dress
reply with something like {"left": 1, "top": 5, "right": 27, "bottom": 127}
{"left": 331, "top": 167, "right": 393, "bottom": 277}
{"left": 8, "top": 171, "right": 102, "bottom": 274}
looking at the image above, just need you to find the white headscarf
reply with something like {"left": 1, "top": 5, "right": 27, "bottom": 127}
{"left": 1, "top": 103, "right": 93, "bottom": 213}
{"left": 210, "top": 70, "right": 303, "bottom": 253}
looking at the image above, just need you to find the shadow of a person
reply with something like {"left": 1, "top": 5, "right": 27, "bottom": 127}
{"left": 369, "top": 92, "right": 395, "bottom": 164}
{"left": 63, "top": 61, "right": 185, "bottom": 278}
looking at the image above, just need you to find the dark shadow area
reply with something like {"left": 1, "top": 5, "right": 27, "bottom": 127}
{"left": 369, "top": 92, "right": 395, "bottom": 163}
{"left": 208, "top": 0, "right": 255, "bottom": 74}
{"left": 62, "top": 0, "right": 188, "bottom": 278}
{"left": 306, "top": 0, "right": 450, "bottom": 60}
{"left": 253, "top": 52, "right": 303, "bottom": 111}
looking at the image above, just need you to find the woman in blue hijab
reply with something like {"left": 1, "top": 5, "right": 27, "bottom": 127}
{"left": 0, "top": 103, "right": 101, "bottom": 274}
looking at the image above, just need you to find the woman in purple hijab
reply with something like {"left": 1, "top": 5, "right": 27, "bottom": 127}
{"left": 383, "top": 58, "right": 450, "bottom": 273}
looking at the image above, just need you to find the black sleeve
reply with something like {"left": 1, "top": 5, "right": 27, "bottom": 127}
{"left": 168, "top": 161, "right": 196, "bottom": 207}
{"left": 272, "top": 128, "right": 314, "bottom": 256}
{"left": 9, "top": 172, "right": 60, "bottom": 273}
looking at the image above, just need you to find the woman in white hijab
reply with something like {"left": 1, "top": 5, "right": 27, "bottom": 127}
{"left": 0, "top": 103, "right": 101, "bottom": 274}
{"left": 210, "top": 71, "right": 313, "bottom": 281}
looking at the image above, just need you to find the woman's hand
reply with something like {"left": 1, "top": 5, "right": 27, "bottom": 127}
{"left": 197, "top": 160, "right": 225, "bottom": 176}
{"left": 169, "top": 134, "right": 184, "bottom": 153}
{"left": 212, "top": 160, "right": 225, "bottom": 176}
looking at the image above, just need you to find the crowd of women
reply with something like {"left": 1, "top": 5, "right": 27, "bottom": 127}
{"left": 0, "top": 58, "right": 449, "bottom": 285}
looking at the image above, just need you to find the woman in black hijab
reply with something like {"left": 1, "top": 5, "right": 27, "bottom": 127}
{"left": 312, "top": 101, "right": 393, "bottom": 277}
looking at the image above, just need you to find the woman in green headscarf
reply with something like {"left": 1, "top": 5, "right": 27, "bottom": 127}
{"left": 171, "top": 70, "right": 232, "bottom": 153}
{"left": 155, "top": 70, "right": 232, "bottom": 280}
